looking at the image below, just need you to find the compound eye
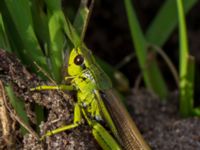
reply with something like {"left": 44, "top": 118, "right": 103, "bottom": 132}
{"left": 74, "top": 54, "right": 84, "bottom": 65}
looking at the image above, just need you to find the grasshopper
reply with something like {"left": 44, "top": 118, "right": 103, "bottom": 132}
{"left": 31, "top": 46, "right": 150, "bottom": 149}
{"left": 31, "top": 1, "right": 150, "bottom": 149}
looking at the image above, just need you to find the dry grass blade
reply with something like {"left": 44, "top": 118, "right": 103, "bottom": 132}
{"left": 0, "top": 81, "right": 39, "bottom": 139}
{"left": 0, "top": 80, "right": 14, "bottom": 148}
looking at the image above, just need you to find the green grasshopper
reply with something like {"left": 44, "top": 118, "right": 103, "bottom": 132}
{"left": 31, "top": 1, "right": 150, "bottom": 149}
{"left": 31, "top": 46, "right": 150, "bottom": 149}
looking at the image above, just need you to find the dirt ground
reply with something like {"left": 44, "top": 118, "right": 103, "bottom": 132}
{"left": 127, "top": 90, "right": 200, "bottom": 150}
{"left": 0, "top": 48, "right": 200, "bottom": 150}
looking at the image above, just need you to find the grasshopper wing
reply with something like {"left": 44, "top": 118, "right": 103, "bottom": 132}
{"left": 99, "top": 89, "right": 151, "bottom": 150}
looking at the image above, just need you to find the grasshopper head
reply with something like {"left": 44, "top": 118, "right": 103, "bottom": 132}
{"left": 68, "top": 48, "right": 89, "bottom": 76}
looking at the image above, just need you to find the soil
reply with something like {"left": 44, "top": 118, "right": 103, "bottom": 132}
{"left": 127, "top": 90, "right": 200, "bottom": 150}
{"left": 0, "top": 49, "right": 200, "bottom": 150}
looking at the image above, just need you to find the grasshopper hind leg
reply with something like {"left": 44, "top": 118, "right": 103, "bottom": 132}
{"left": 82, "top": 109, "right": 122, "bottom": 150}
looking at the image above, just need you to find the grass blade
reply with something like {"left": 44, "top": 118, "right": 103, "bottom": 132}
{"left": 176, "top": 0, "right": 195, "bottom": 117}
{"left": 45, "top": 0, "right": 65, "bottom": 82}
{"left": 73, "top": 0, "right": 91, "bottom": 37}
{"left": 146, "top": 0, "right": 197, "bottom": 47}
{"left": 30, "top": 0, "right": 49, "bottom": 47}
{"left": 0, "top": 14, "right": 11, "bottom": 51}
{"left": 5, "top": 84, "right": 29, "bottom": 135}
{"left": 1, "top": 0, "right": 47, "bottom": 73}
{"left": 124, "top": 0, "right": 168, "bottom": 98}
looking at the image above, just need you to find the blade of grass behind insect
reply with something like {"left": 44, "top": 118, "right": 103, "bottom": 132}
{"left": 5, "top": 84, "right": 29, "bottom": 135}
{"left": 0, "top": 14, "right": 11, "bottom": 51}
{"left": 192, "top": 106, "right": 200, "bottom": 116}
{"left": 124, "top": 0, "right": 168, "bottom": 99}
{"left": 179, "top": 56, "right": 195, "bottom": 117}
{"left": 186, "top": 57, "right": 195, "bottom": 115}
{"left": 63, "top": 15, "right": 81, "bottom": 47}
{"left": 30, "top": 0, "right": 49, "bottom": 48}
{"left": 44, "top": 0, "right": 66, "bottom": 82}
{"left": 2, "top": 0, "right": 47, "bottom": 73}
{"left": 176, "top": 0, "right": 195, "bottom": 117}
{"left": 0, "top": 2, "right": 24, "bottom": 57}
{"left": 73, "top": 0, "right": 90, "bottom": 37}
{"left": 146, "top": 0, "right": 197, "bottom": 46}
{"left": 34, "top": 104, "right": 44, "bottom": 133}
{"left": 96, "top": 57, "right": 130, "bottom": 92}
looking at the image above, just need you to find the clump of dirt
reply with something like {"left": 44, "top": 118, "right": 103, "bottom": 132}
{"left": 127, "top": 90, "right": 200, "bottom": 150}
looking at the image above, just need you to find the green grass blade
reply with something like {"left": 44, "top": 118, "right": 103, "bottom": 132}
{"left": 96, "top": 57, "right": 129, "bottom": 92}
{"left": 63, "top": 15, "right": 81, "bottom": 47}
{"left": 34, "top": 104, "right": 44, "bottom": 132}
{"left": 146, "top": 0, "right": 197, "bottom": 46}
{"left": 192, "top": 107, "right": 200, "bottom": 116}
{"left": 5, "top": 84, "right": 29, "bottom": 135}
{"left": 176, "top": 0, "right": 195, "bottom": 117}
{"left": 73, "top": 0, "right": 90, "bottom": 37}
{"left": 1, "top": 0, "right": 47, "bottom": 72}
{"left": 179, "top": 56, "right": 195, "bottom": 117}
{"left": 0, "top": 14, "right": 11, "bottom": 51}
{"left": 0, "top": 2, "right": 24, "bottom": 56}
{"left": 124, "top": 0, "right": 168, "bottom": 99}
{"left": 44, "top": 0, "right": 65, "bottom": 82}
{"left": 30, "top": 0, "right": 49, "bottom": 47}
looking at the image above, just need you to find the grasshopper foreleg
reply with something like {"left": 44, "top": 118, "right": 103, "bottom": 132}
{"left": 40, "top": 103, "right": 81, "bottom": 140}
{"left": 30, "top": 84, "right": 74, "bottom": 91}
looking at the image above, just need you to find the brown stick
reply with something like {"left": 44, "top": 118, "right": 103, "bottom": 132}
{"left": 0, "top": 80, "right": 14, "bottom": 148}
{"left": 0, "top": 81, "right": 39, "bottom": 140}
